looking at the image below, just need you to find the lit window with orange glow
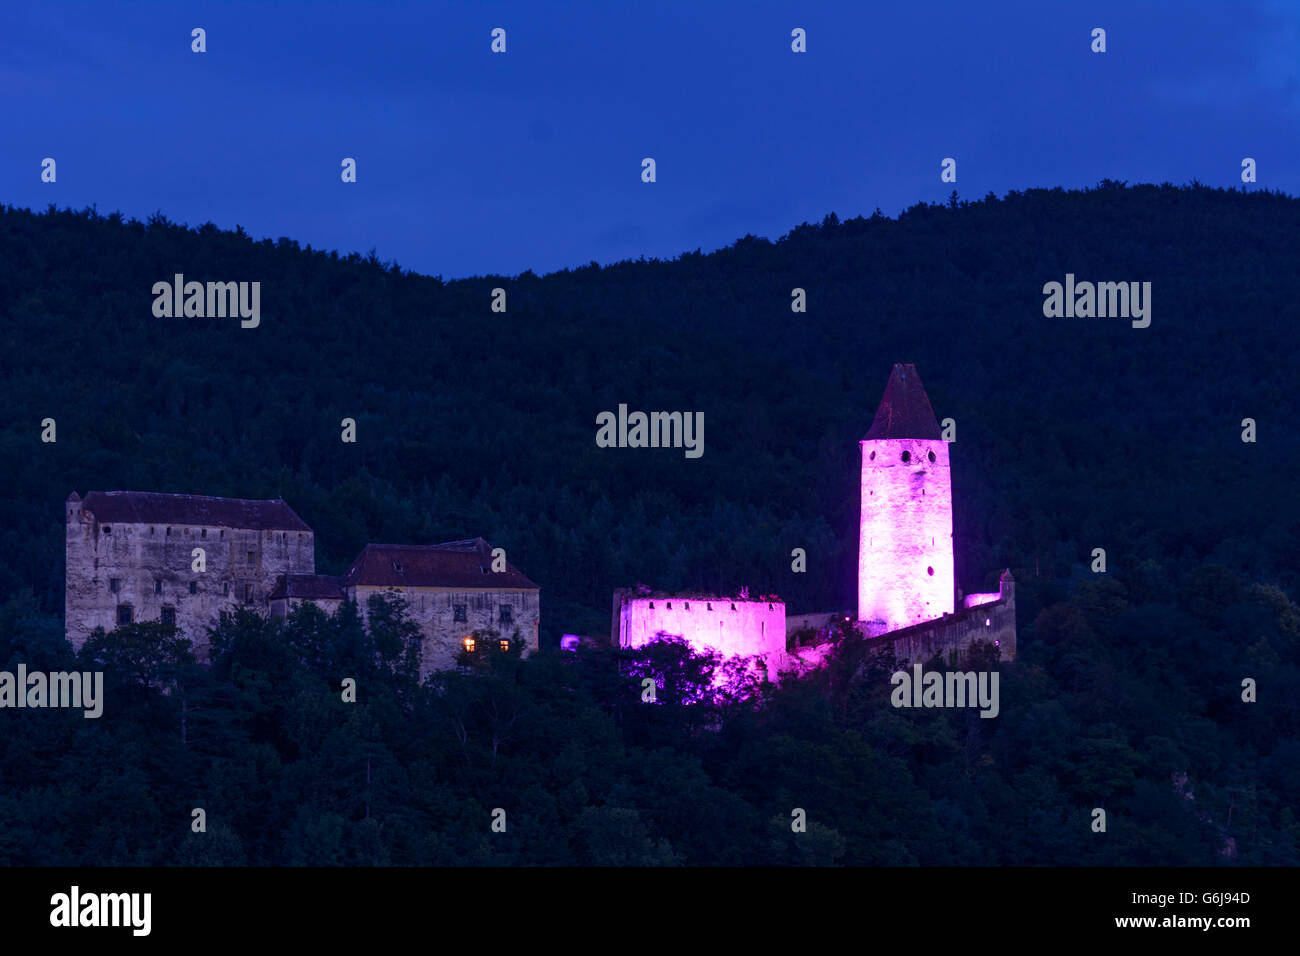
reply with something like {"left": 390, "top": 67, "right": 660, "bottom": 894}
{"left": 463, "top": 637, "right": 476, "bottom": 653}
{"left": 499, "top": 639, "right": 510, "bottom": 652}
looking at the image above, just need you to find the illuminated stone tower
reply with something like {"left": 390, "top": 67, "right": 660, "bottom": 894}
{"left": 858, "top": 364, "right": 954, "bottom": 635}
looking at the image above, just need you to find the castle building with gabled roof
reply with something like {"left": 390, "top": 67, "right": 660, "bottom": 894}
{"left": 338, "top": 539, "right": 539, "bottom": 676}
{"left": 65, "top": 492, "right": 538, "bottom": 676}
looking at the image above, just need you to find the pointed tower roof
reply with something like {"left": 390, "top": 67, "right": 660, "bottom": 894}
{"left": 864, "top": 363, "right": 942, "bottom": 440}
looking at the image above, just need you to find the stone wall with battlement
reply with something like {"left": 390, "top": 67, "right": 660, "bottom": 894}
{"left": 790, "top": 570, "right": 1016, "bottom": 670}
{"left": 613, "top": 589, "right": 788, "bottom": 681}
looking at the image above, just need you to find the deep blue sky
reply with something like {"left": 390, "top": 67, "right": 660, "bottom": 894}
{"left": 3, "top": 1, "right": 1296, "bottom": 279}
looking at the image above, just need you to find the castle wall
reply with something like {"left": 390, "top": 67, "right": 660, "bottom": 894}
{"left": 786, "top": 610, "right": 846, "bottom": 643}
{"left": 350, "top": 585, "right": 540, "bottom": 680}
{"left": 858, "top": 436, "right": 954, "bottom": 632}
{"left": 616, "top": 595, "right": 787, "bottom": 680}
{"left": 876, "top": 594, "right": 1016, "bottom": 666}
{"left": 269, "top": 596, "right": 344, "bottom": 620}
{"left": 790, "top": 574, "right": 1016, "bottom": 672}
{"left": 65, "top": 501, "right": 315, "bottom": 659}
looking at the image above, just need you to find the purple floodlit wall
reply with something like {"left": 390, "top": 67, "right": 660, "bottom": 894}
{"left": 858, "top": 436, "right": 955, "bottom": 634}
{"left": 616, "top": 595, "right": 787, "bottom": 680}
{"left": 962, "top": 592, "right": 1001, "bottom": 609}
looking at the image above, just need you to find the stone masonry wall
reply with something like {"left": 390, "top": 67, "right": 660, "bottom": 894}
{"left": 351, "top": 585, "right": 541, "bottom": 680}
{"left": 65, "top": 500, "right": 315, "bottom": 658}
{"left": 858, "top": 436, "right": 955, "bottom": 634}
{"left": 872, "top": 593, "right": 1016, "bottom": 666}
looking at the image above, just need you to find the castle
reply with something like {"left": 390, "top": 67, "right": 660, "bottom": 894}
{"left": 64, "top": 491, "right": 539, "bottom": 678}
{"left": 64, "top": 364, "right": 1011, "bottom": 682}
{"left": 615, "top": 364, "right": 1016, "bottom": 672}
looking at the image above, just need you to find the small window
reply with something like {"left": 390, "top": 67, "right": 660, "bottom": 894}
{"left": 666, "top": 602, "right": 672, "bottom": 609}
{"left": 463, "top": 636, "right": 477, "bottom": 653}
{"left": 392, "top": 560, "right": 404, "bottom": 573}
{"left": 499, "top": 639, "right": 510, "bottom": 653}
{"left": 161, "top": 606, "right": 176, "bottom": 627}
{"left": 189, "top": 581, "right": 198, "bottom": 595}
{"left": 928, "top": 450, "right": 936, "bottom": 463}
{"left": 102, "top": 526, "right": 112, "bottom": 534}
{"left": 149, "top": 527, "right": 154, "bottom": 535}
{"left": 202, "top": 529, "right": 207, "bottom": 538}
{"left": 247, "top": 551, "right": 255, "bottom": 565}
{"left": 454, "top": 604, "right": 467, "bottom": 622}
{"left": 927, "top": 566, "right": 935, "bottom": 576}
{"left": 649, "top": 601, "right": 654, "bottom": 609}
{"left": 499, "top": 605, "right": 513, "bottom": 624}
{"left": 901, "top": 450, "right": 911, "bottom": 463}
{"left": 166, "top": 527, "right": 171, "bottom": 536}
{"left": 731, "top": 603, "right": 737, "bottom": 611}
{"left": 220, "top": 530, "right": 225, "bottom": 539}
{"left": 223, "top": 582, "right": 230, "bottom": 595}
{"left": 155, "top": 579, "right": 163, "bottom": 595}
{"left": 684, "top": 602, "right": 690, "bottom": 610}
{"left": 116, "top": 605, "right": 133, "bottom": 625}
{"left": 244, "top": 584, "right": 254, "bottom": 604}
{"left": 109, "top": 577, "right": 121, "bottom": 593}
{"left": 869, "top": 450, "right": 876, "bottom": 461}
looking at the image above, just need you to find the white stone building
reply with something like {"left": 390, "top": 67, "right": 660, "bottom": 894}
{"left": 65, "top": 490, "right": 315, "bottom": 659}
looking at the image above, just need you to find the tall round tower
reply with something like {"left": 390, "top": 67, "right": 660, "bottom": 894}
{"left": 858, "top": 364, "right": 954, "bottom": 635}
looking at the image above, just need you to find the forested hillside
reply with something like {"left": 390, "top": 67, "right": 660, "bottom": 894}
{"left": 1, "top": 183, "right": 1297, "bottom": 864}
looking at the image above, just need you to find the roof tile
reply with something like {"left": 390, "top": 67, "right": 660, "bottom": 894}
{"left": 343, "top": 538, "right": 538, "bottom": 590}
{"left": 80, "top": 491, "right": 312, "bottom": 532}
